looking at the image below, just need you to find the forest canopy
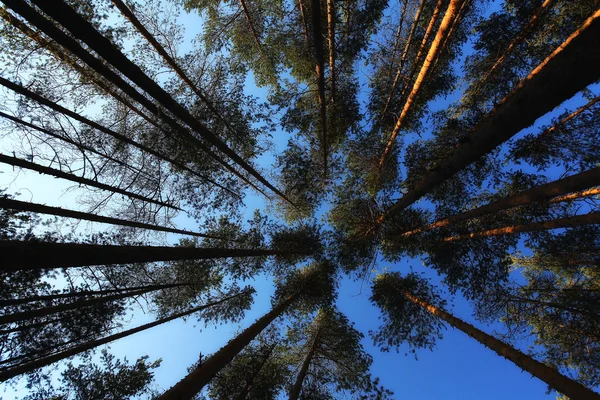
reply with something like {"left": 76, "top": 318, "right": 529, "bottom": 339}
{"left": 0, "top": 0, "right": 599, "bottom": 399}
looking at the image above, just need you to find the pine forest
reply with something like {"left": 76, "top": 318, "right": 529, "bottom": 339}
{"left": 0, "top": 0, "right": 599, "bottom": 398}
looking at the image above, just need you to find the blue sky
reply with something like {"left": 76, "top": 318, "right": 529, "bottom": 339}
{"left": 2, "top": 1, "right": 598, "bottom": 398}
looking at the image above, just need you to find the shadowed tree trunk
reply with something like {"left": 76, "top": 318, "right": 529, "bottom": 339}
{"left": 0, "top": 285, "right": 179, "bottom": 325}
{"left": 0, "top": 198, "right": 225, "bottom": 239}
{"left": 157, "top": 295, "right": 297, "bottom": 400}
{"left": 326, "top": 0, "right": 335, "bottom": 103}
{"left": 400, "top": 290, "right": 600, "bottom": 400}
{"left": 1, "top": 241, "right": 305, "bottom": 272}
{"left": 537, "top": 94, "right": 600, "bottom": 138}
{"left": 0, "top": 153, "right": 175, "bottom": 209}
{"left": 234, "top": 343, "right": 277, "bottom": 400}
{"left": 379, "top": 0, "right": 464, "bottom": 171}
{"left": 288, "top": 326, "right": 320, "bottom": 400}
{"left": 380, "top": 10, "right": 600, "bottom": 223}
{"left": 0, "top": 291, "right": 249, "bottom": 382}
{"left": 237, "top": 0, "right": 266, "bottom": 57}
{"left": 442, "top": 212, "right": 600, "bottom": 242}
{"left": 401, "top": 167, "right": 600, "bottom": 236}
{"left": 23, "top": 0, "right": 291, "bottom": 204}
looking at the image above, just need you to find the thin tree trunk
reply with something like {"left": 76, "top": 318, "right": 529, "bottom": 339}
{"left": 0, "top": 153, "right": 175, "bottom": 210}
{"left": 0, "top": 110, "right": 160, "bottom": 187}
{"left": 537, "top": 94, "right": 600, "bottom": 138}
{"left": 401, "top": 290, "right": 600, "bottom": 400}
{"left": 309, "top": 0, "right": 328, "bottom": 177}
{"left": 0, "top": 75, "right": 237, "bottom": 198}
{"left": 401, "top": 167, "right": 600, "bottom": 236}
{"left": 380, "top": 10, "right": 600, "bottom": 223}
{"left": 234, "top": 343, "right": 277, "bottom": 400}
{"left": 288, "top": 327, "right": 320, "bottom": 400}
{"left": 326, "top": 0, "right": 335, "bottom": 103}
{"left": 237, "top": 0, "right": 265, "bottom": 57}
{"left": 0, "top": 197, "right": 224, "bottom": 239}
{"left": 380, "top": 0, "right": 427, "bottom": 118}
{"left": 298, "top": 0, "right": 312, "bottom": 51}
{"left": 389, "top": 0, "right": 409, "bottom": 69}
{"left": 1, "top": 241, "right": 304, "bottom": 272}
{"left": 549, "top": 187, "right": 600, "bottom": 204}
{"left": 442, "top": 211, "right": 600, "bottom": 242}
{"left": 0, "top": 284, "right": 180, "bottom": 325}
{"left": 379, "top": 0, "right": 464, "bottom": 171}
{"left": 0, "top": 291, "right": 248, "bottom": 382}
{"left": 0, "top": 283, "right": 190, "bottom": 307}
{"left": 475, "top": 0, "right": 557, "bottom": 93}
{"left": 157, "top": 295, "right": 297, "bottom": 400}
{"left": 25, "top": 0, "right": 291, "bottom": 204}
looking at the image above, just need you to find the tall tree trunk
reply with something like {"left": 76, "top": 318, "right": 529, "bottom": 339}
{"left": 298, "top": 0, "right": 312, "bottom": 51}
{"left": 0, "top": 283, "right": 190, "bottom": 307}
{"left": 157, "top": 295, "right": 297, "bottom": 400}
{"left": 429, "top": 0, "right": 470, "bottom": 76}
{"left": 0, "top": 75, "right": 237, "bottom": 197}
{"left": 380, "top": 0, "right": 428, "bottom": 119}
{"left": 1, "top": 241, "right": 303, "bottom": 272}
{"left": 0, "top": 153, "right": 174, "bottom": 210}
{"left": 0, "top": 284, "right": 180, "bottom": 325}
{"left": 401, "top": 167, "right": 600, "bottom": 236}
{"left": 288, "top": 327, "right": 320, "bottom": 400}
{"left": 237, "top": 0, "right": 265, "bottom": 57}
{"left": 0, "top": 291, "right": 248, "bottom": 382}
{"left": 234, "top": 343, "right": 277, "bottom": 400}
{"left": 400, "top": 290, "right": 600, "bottom": 400}
{"left": 537, "top": 94, "right": 600, "bottom": 138}
{"left": 380, "top": 10, "right": 600, "bottom": 223}
{"left": 549, "top": 187, "right": 600, "bottom": 204}
{"left": 475, "top": 0, "right": 557, "bottom": 93}
{"left": 379, "top": 0, "right": 464, "bottom": 171}
{"left": 0, "top": 110, "right": 159, "bottom": 187}
{"left": 0, "top": 197, "right": 224, "bottom": 239}
{"left": 326, "top": 0, "right": 335, "bottom": 103}
{"left": 23, "top": 0, "right": 291, "bottom": 204}
{"left": 442, "top": 211, "right": 600, "bottom": 242}
{"left": 309, "top": 0, "right": 328, "bottom": 177}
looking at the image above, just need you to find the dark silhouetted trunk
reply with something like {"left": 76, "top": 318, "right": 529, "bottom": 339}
{"left": 310, "top": 0, "right": 328, "bottom": 177}
{"left": 326, "top": 0, "right": 335, "bottom": 103}
{"left": 234, "top": 343, "right": 277, "bottom": 400}
{"left": 288, "top": 327, "right": 320, "bottom": 400}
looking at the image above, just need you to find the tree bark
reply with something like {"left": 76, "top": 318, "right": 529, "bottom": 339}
{"left": 442, "top": 211, "right": 600, "bottom": 242}
{"left": 25, "top": 0, "right": 291, "bottom": 204}
{"left": 0, "top": 291, "right": 248, "bottom": 382}
{"left": 401, "top": 290, "right": 600, "bottom": 400}
{"left": 1, "top": 241, "right": 303, "bottom": 272}
{"left": 401, "top": 167, "right": 600, "bottom": 236}
{"left": 379, "top": 0, "right": 464, "bottom": 170}
{"left": 326, "top": 0, "right": 335, "bottom": 103}
{"left": 0, "top": 197, "right": 224, "bottom": 239}
{"left": 537, "top": 94, "right": 600, "bottom": 138}
{"left": 380, "top": 10, "right": 600, "bottom": 223}
{"left": 157, "top": 295, "right": 296, "bottom": 400}
{"left": 237, "top": 0, "right": 266, "bottom": 57}
{"left": 288, "top": 327, "right": 320, "bottom": 400}
{"left": 0, "top": 153, "right": 174, "bottom": 210}
{"left": 0, "top": 284, "right": 180, "bottom": 325}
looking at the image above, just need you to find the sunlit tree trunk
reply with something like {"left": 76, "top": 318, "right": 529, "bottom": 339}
{"left": 158, "top": 295, "right": 297, "bottom": 400}
{"left": 380, "top": 11, "right": 600, "bottom": 223}
{"left": 400, "top": 290, "right": 600, "bottom": 400}
{"left": 401, "top": 167, "right": 600, "bottom": 236}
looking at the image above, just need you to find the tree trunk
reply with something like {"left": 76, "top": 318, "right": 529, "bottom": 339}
{"left": 429, "top": 0, "right": 469, "bottom": 76}
{"left": 25, "top": 0, "right": 291, "bottom": 204}
{"left": 1, "top": 241, "right": 303, "bottom": 272}
{"left": 0, "top": 284, "right": 181, "bottom": 325}
{"left": 309, "top": 0, "right": 328, "bottom": 177}
{"left": 0, "top": 291, "right": 248, "bottom": 382}
{"left": 0, "top": 74, "right": 236, "bottom": 198}
{"left": 298, "top": 0, "right": 312, "bottom": 51}
{"left": 0, "top": 283, "right": 190, "bottom": 307}
{"left": 326, "top": 0, "right": 335, "bottom": 103}
{"left": 379, "top": 0, "right": 464, "bottom": 170}
{"left": 537, "top": 94, "right": 600, "bottom": 138}
{"left": 380, "top": 10, "right": 600, "bottom": 223}
{"left": 401, "top": 167, "right": 600, "bottom": 236}
{"left": 157, "top": 295, "right": 297, "bottom": 400}
{"left": 549, "top": 187, "right": 600, "bottom": 204}
{"left": 0, "top": 197, "right": 225, "bottom": 239}
{"left": 476, "top": 0, "right": 557, "bottom": 91}
{"left": 401, "top": 290, "right": 600, "bottom": 400}
{"left": 237, "top": 0, "right": 265, "bottom": 57}
{"left": 442, "top": 211, "right": 600, "bottom": 242}
{"left": 288, "top": 327, "right": 320, "bottom": 400}
{"left": 380, "top": 0, "right": 428, "bottom": 118}
{"left": 234, "top": 343, "right": 277, "bottom": 400}
{"left": 0, "top": 153, "right": 175, "bottom": 210}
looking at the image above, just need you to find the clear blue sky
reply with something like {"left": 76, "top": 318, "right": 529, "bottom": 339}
{"left": 2, "top": 1, "right": 597, "bottom": 398}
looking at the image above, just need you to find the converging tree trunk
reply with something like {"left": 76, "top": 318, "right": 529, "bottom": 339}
{"left": 400, "top": 290, "right": 600, "bottom": 400}
{"left": 288, "top": 327, "right": 320, "bottom": 400}
{"left": 157, "top": 295, "right": 297, "bottom": 400}
{"left": 234, "top": 343, "right": 277, "bottom": 400}
{"left": 326, "top": 0, "right": 335, "bottom": 103}
{"left": 380, "top": 10, "right": 600, "bottom": 222}
{"left": 400, "top": 167, "right": 600, "bottom": 236}
{"left": 0, "top": 291, "right": 248, "bottom": 382}
{"left": 1, "top": 241, "right": 304, "bottom": 272}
